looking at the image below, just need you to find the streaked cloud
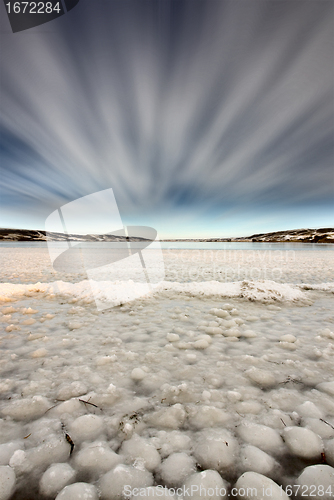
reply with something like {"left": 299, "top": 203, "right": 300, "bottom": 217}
{"left": 0, "top": 0, "right": 333, "bottom": 235}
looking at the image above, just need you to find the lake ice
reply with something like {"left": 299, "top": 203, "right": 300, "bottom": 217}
{"left": 0, "top": 245, "right": 333, "bottom": 499}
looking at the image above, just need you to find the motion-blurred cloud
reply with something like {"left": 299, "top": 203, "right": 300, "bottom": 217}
{"left": 0, "top": 0, "right": 333, "bottom": 236}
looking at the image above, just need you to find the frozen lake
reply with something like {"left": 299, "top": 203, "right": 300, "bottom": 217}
{"left": 0, "top": 244, "right": 333, "bottom": 499}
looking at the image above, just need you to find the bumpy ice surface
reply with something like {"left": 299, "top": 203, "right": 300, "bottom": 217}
{"left": 0, "top": 246, "right": 333, "bottom": 499}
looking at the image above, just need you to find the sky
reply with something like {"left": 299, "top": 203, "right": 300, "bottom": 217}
{"left": 0, "top": 0, "right": 333, "bottom": 238}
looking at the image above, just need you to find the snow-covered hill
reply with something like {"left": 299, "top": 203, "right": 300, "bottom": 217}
{"left": 0, "top": 228, "right": 149, "bottom": 242}
{"left": 236, "top": 227, "right": 334, "bottom": 243}
{"left": 0, "top": 227, "right": 333, "bottom": 242}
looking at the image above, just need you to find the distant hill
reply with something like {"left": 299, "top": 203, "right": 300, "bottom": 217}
{"left": 0, "top": 228, "right": 148, "bottom": 242}
{"left": 0, "top": 227, "right": 333, "bottom": 243}
{"left": 162, "top": 228, "right": 334, "bottom": 243}
{"left": 236, "top": 227, "right": 334, "bottom": 243}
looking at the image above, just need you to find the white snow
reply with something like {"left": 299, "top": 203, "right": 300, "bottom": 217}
{"left": 0, "top": 245, "right": 333, "bottom": 496}
{"left": 0, "top": 278, "right": 312, "bottom": 305}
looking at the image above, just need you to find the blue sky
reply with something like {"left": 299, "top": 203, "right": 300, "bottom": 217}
{"left": 0, "top": 0, "right": 333, "bottom": 238}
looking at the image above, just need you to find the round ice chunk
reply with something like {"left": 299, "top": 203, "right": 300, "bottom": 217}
{"left": 99, "top": 464, "right": 153, "bottom": 500}
{"left": 22, "top": 307, "right": 38, "bottom": 314}
{"left": 159, "top": 452, "right": 196, "bottom": 487}
{"left": 317, "top": 381, "right": 334, "bottom": 396}
{"left": 279, "top": 334, "right": 296, "bottom": 343}
{"left": 31, "top": 348, "right": 48, "bottom": 357}
{"left": 303, "top": 418, "right": 334, "bottom": 439}
{"left": 49, "top": 398, "right": 83, "bottom": 417}
{"left": 188, "top": 406, "right": 230, "bottom": 430}
{"left": 235, "top": 401, "right": 262, "bottom": 415}
{"left": 205, "top": 327, "right": 223, "bottom": 335}
{"left": 167, "top": 334, "right": 180, "bottom": 342}
{"left": 40, "top": 463, "right": 76, "bottom": 497}
{"left": 153, "top": 431, "right": 192, "bottom": 458}
{"left": 193, "top": 339, "right": 210, "bottom": 349}
{"left": 282, "top": 427, "right": 323, "bottom": 460}
{"left": 0, "top": 466, "right": 16, "bottom": 500}
{"left": 240, "top": 445, "right": 276, "bottom": 476}
{"left": 1, "top": 396, "right": 50, "bottom": 421}
{"left": 222, "top": 304, "right": 233, "bottom": 310}
{"left": 57, "top": 382, "right": 87, "bottom": 400}
{"left": 9, "top": 450, "right": 26, "bottom": 471}
{"left": 242, "top": 330, "right": 257, "bottom": 338}
{"left": 235, "top": 472, "right": 290, "bottom": 500}
{"left": 131, "top": 368, "right": 146, "bottom": 381}
{"left": 55, "top": 482, "right": 98, "bottom": 500}
{"left": 263, "top": 410, "right": 294, "bottom": 430}
{"left": 120, "top": 434, "right": 161, "bottom": 472}
{"left": 296, "top": 401, "right": 323, "bottom": 419}
{"left": 0, "top": 441, "right": 24, "bottom": 466}
{"left": 147, "top": 404, "right": 186, "bottom": 429}
{"left": 296, "top": 465, "right": 334, "bottom": 500}
{"left": 183, "top": 470, "right": 228, "bottom": 500}
{"left": 69, "top": 414, "right": 105, "bottom": 442}
{"left": 325, "top": 439, "right": 334, "bottom": 467}
{"left": 194, "top": 429, "right": 238, "bottom": 473}
{"left": 211, "top": 308, "right": 229, "bottom": 318}
{"left": 74, "top": 441, "right": 122, "bottom": 477}
{"left": 17, "top": 437, "right": 70, "bottom": 474}
{"left": 237, "top": 422, "right": 283, "bottom": 454}
{"left": 246, "top": 368, "right": 276, "bottom": 388}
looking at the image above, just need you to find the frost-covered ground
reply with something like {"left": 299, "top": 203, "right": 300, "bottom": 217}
{"left": 0, "top": 245, "right": 333, "bottom": 500}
